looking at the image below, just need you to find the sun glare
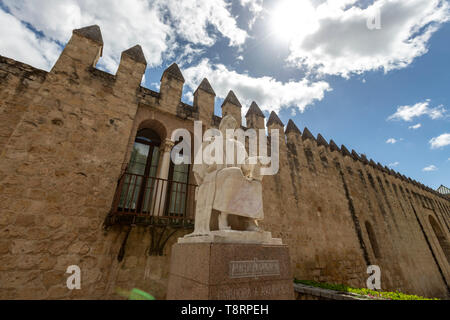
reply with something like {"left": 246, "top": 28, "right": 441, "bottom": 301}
{"left": 270, "top": 0, "right": 319, "bottom": 42}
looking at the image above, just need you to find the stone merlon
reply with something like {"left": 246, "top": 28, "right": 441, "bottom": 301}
{"left": 221, "top": 90, "right": 242, "bottom": 108}
{"left": 195, "top": 78, "right": 215, "bottom": 96}
{"left": 329, "top": 139, "right": 340, "bottom": 152}
{"left": 360, "top": 154, "right": 369, "bottom": 164}
{"left": 267, "top": 111, "right": 284, "bottom": 127}
{"left": 161, "top": 62, "right": 185, "bottom": 82}
{"left": 302, "top": 127, "right": 315, "bottom": 141}
{"left": 73, "top": 25, "right": 103, "bottom": 45}
{"left": 341, "top": 145, "right": 351, "bottom": 157}
{"left": 246, "top": 101, "right": 265, "bottom": 118}
{"left": 376, "top": 162, "right": 384, "bottom": 171}
{"left": 285, "top": 119, "right": 301, "bottom": 135}
{"left": 351, "top": 150, "right": 360, "bottom": 161}
{"left": 317, "top": 134, "right": 329, "bottom": 147}
{"left": 122, "top": 45, "right": 147, "bottom": 65}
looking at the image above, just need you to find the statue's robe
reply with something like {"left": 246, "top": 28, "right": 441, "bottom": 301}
{"left": 213, "top": 167, "right": 263, "bottom": 219}
{"left": 192, "top": 137, "right": 264, "bottom": 233}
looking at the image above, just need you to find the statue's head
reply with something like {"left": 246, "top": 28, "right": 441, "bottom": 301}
{"left": 219, "top": 115, "right": 238, "bottom": 136}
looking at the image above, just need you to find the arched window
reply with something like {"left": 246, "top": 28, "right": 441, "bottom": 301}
{"left": 118, "top": 128, "right": 161, "bottom": 212}
{"left": 429, "top": 215, "right": 450, "bottom": 263}
{"left": 165, "top": 138, "right": 190, "bottom": 217}
{"left": 365, "top": 221, "right": 381, "bottom": 259}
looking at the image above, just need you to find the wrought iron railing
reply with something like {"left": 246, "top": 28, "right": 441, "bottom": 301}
{"left": 106, "top": 173, "right": 197, "bottom": 228}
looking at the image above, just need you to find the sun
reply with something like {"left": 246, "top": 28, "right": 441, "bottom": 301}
{"left": 270, "top": 0, "right": 319, "bottom": 42}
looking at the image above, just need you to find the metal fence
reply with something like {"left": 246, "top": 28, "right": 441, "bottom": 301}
{"left": 109, "top": 173, "right": 196, "bottom": 227}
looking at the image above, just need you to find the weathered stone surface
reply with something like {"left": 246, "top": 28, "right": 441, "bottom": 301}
{"left": 0, "top": 241, "right": 10, "bottom": 254}
{"left": 246, "top": 101, "right": 265, "bottom": 118}
{"left": 267, "top": 111, "right": 284, "bottom": 127}
{"left": 167, "top": 243, "right": 294, "bottom": 300}
{"left": 73, "top": 25, "right": 103, "bottom": 44}
{"left": 195, "top": 78, "right": 215, "bottom": 96}
{"left": 245, "top": 102, "right": 265, "bottom": 130}
{"left": 377, "top": 162, "right": 384, "bottom": 171}
{"left": 302, "top": 127, "right": 315, "bottom": 141}
{"left": 15, "top": 214, "right": 36, "bottom": 227}
{"left": 340, "top": 145, "right": 351, "bottom": 157}
{"left": 317, "top": 134, "right": 329, "bottom": 147}
{"left": 285, "top": 119, "right": 301, "bottom": 135}
{"left": 161, "top": 62, "right": 184, "bottom": 82}
{"left": 351, "top": 150, "right": 360, "bottom": 161}
{"left": 329, "top": 140, "right": 340, "bottom": 152}
{"left": 360, "top": 154, "right": 369, "bottom": 164}
{"left": 122, "top": 45, "right": 146, "bottom": 64}
{"left": 221, "top": 90, "right": 242, "bottom": 108}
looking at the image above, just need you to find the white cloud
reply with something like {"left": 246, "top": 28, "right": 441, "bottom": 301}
{"left": 291, "top": 108, "right": 297, "bottom": 116}
{"left": 423, "top": 165, "right": 438, "bottom": 172}
{"left": 386, "top": 138, "right": 397, "bottom": 144}
{"left": 2, "top": 0, "right": 172, "bottom": 71}
{"left": 429, "top": 133, "right": 450, "bottom": 149}
{"left": 176, "top": 44, "right": 205, "bottom": 67}
{"left": 388, "top": 161, "right": 399, "bottom": 167}
{"left": 155, "top": 0, "right": 247, "bottom": 47}
{"left": 3, "top": 0, "right": 448, "bottom": 84}
{"left": 0, "top": 10, "right": 61, "bottom": 70}
{"left": 150, "top": 82, "right": 160, "bottom": 90}
{"left": 388, "top": 100, "right": 446, "bottom": 122}
{"left": 408, "top": 123, "right": 422, "bottom": 130}
{"left": 183, "top": 59, "right": 331, "bottom": 114}
{"left": 283, "top": 0, "right": 450, "bottom": 77}
{"left": 1, "top": 0, "right": 248, "bottom": 72}
{"left": 240, "top": 0, "right": 264, "bottom": 28}
{"left": 184, "top": 91, "right": 194, "bottom": 103}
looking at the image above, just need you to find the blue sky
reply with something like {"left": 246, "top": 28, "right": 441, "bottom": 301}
{"left": 0, "top": 0, "right": 449, "bottom": 188}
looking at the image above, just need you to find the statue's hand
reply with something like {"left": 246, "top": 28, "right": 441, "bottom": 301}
{"left": 241, "top": 157, "right": 265, "bottom": 182}
{"left": 249, "top": 164, "right": 263, "bottom": 181}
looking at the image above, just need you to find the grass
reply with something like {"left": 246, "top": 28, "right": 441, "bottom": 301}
{"left": 294, "top": 279, "right": 439, "bottom": 300}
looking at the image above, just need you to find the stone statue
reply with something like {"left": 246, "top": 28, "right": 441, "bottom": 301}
{"left": 180, "top": 115, "right": 281, "bottom": 244}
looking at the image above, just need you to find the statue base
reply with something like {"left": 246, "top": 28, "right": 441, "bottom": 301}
{"left": 166, "top": 242, "right": 294, "bottom": 300}
{"left": 178, "top": 230, "right": 283, "bottom": 245}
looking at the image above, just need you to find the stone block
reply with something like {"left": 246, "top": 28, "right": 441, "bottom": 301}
{"left": 167, "top": 243, "right": 294, "bottom": 300}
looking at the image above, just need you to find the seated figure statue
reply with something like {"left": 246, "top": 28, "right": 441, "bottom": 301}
{"left": 180, "top": 115, "right": 281, "bottom": 245}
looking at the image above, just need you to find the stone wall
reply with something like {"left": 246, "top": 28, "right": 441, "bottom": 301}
{"left": 0, "top": 25, "right": 449, "bottom": 300}
{"left": 0, "top": 26, "right": 148, "bottom": 299}
{"left": 0, "top": 56, "right": 46, "bottom": 153}
{"left": 261, "top": 128, "right": 450, "bottom": 298}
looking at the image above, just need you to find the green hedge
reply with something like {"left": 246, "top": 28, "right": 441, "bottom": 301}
{"left": 294, "top": 279, "right": 439, "bottom": 300}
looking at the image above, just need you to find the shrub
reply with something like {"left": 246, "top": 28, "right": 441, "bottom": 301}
{"left": 294, "top": 279, "right": 439, "bottom": 300}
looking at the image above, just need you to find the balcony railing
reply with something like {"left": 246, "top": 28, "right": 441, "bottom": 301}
{"left": 106, "top": 172, "right": 197, "bottom": 228}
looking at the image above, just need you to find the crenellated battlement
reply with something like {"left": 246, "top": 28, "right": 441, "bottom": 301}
{"left": 275, "top": 117, "right": 449, "bottom": 200}
{"left": 0, "top": 24, "right": 447, "bottom": 201}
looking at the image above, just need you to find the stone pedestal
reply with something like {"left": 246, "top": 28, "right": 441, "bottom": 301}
{"left": 178, "top": 230, "right": 282, "bottom": 245}
{"left": 166, "top": 243, "right": 294, "bottom": 300}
